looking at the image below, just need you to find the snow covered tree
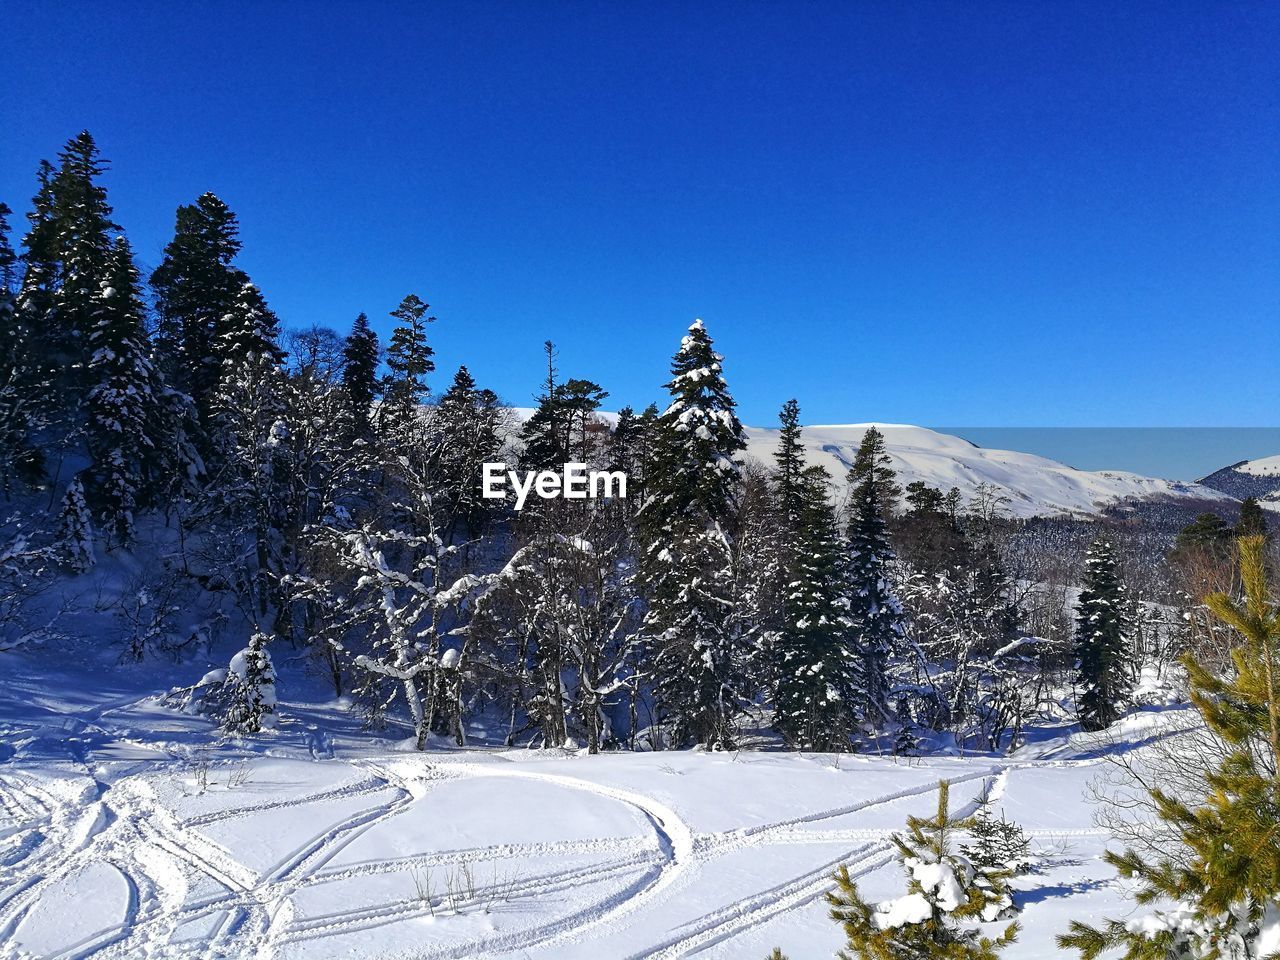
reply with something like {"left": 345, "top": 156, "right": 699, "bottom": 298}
{"left": 222, "top": 632, "right": 278, "bottom": 734}
{"left": 55, "top": 476, "right": 95, "bottom": 573}
{"left": 83, "top": 237, "right": 162, "bottom": 545}
{"left": 341, "top": 312, "right": 380, "bottom": 435}
{"left": 1060, "top": 534, "right": 1280, "bottom": 960}
{"left": 773, "top": 456, "right": 858, "bottom": 750}
{"left": 609, "top": 404, "right": 659, "bottom": 514}
{"left": 49, "top": 131, "right": 120, "bottom": 394}
{"left": 430, "top": 365, "right": 505, "bottom": 543}
{"left": 961, "top": 786, "right": 1031, "bottom": 879}
{"left": 1073, "top": 536, "right": 1133, "bottom": 732}
{"left": 292, "top": 494, "right": 480, "bottom": 749}
{"left": 151, "top": 192, "right": 248, "bottom": 439}
{"left": 637, "top": 319, "right": 749, "bottom": 749}
{"left": 826, "top": 780, "right": 1019, "bottom": 959}
{"left": 471, "top": 507, "right": 641, "bottom": 753}
{"left": 0, "top": 200, "right": 46, "bottom": 492}
{"left": 846, "top": 426, "right": 906, "bottom": 726}
{"left": 208, "top": 281, "right": 289, "bottom": 618}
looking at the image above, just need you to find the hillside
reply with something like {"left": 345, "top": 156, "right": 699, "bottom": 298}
{"left": 1199, "top": 454, "right": 1280, "bottom": 505}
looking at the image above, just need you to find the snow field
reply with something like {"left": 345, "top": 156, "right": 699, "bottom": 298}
{"left": 0, "top": 707, "right": 1151, "bottom": 959}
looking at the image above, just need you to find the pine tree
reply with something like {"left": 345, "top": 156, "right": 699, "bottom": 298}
{"left": 1073, "top": 537, "right": 1133, "bottom": 732}
{"left": 520, "top": 341, "right": 569, "bottom": 472}
{"left": 637, "top": 319, "right": 748, "bottom": 749}
{"left": 846, "top": 426, "right": 906, "bottom": 726}
{"left": 1060, "top": 535, "right": 1280, "bottom": 960}
{"left": 49, "top": 131, "right": 120, "bottom": 397}
{"left": 383, "top": 294, "right": 435, "bottom": 414}
{"left": 83, "top": 237, "right": 161, "bottom": 545}
{"left": 960, "top": 786, "right": 1031, "bottom": 879}
{"left": 55, "top": 476, "right": 95, "bottom": 573}
{"left": 774, "top": 399, "right": 807, "bottom": 537}
{"left": 151, "top": 192, "right": 247, "bottom": 436}
{"left": 826, "top": 780, "right": 1018, "bottom": 959}
{"left": 341, "top": 312, "right": 380, "bottom": 434}
{"left": 222, "top": 632, "right": 278, "bottom": 734}
{"left": 209, "top": 281, "right": 289, "bottom": 618}
{"left": 431, "top": 365, "right": 504, "bottom": 542}
{"left": 773, "top": 463, "right": 858, "bottom": 750}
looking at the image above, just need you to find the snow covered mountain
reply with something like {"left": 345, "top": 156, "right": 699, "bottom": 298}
{"left": 739, "top": 422, "right": 1232, "bottom": 519}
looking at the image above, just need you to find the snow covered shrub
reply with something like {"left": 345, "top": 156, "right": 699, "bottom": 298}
{"left": 221, "top": 632, "right": 277, "bottom": 734}
{"left": 961, "top": 788, "right": 1031, "bottom": 892}
{"left": 825, "top": 779, "right": 1018, "bottom": 959}
{"left": 55, "top": 477, "right": 95, "bottom": 572}
{"left": 1060, "top": 535, "right": 1280, "bottom": 960}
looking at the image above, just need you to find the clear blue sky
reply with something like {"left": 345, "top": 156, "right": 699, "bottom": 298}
{"left": 2, "top": 1, "right": 1277, "bottom": 429}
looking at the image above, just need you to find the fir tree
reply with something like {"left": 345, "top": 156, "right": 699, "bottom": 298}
{"left": 637, "top": 319, "right": 748, "bottom": 749}
{"left": 0, "top": 201, "right": 46, "bottom": 491}
{"left": 55, "top": 476, "right": 95, "bottom": 573}
{"left": 49, "top": 131, "right": 120, "bottom": 396}
{"left": 151, "top": 192, "right": 247, "bottom": 434}
{"left": 773, "top": 463, "right": 858, "bottom": 751}
{"left": 341, "top": 312, "right": 380, "bottom": 434}
{"left": 83, "top": 237, "right": 161, "bottom": 545}
{"left": 826, "top": 780, "right": 1018, "bottom": 959}
{"left": 774, "top": 399, "right": 807, "bottom": 537}
{"left": 222, "top": 632, "right": 278, "bottom": 734}
{"left": 846, "top": 426, "right": 906, "bottom": 726}
{"left": 431, "top": 365, "right": 504, "bottom": 542}
{"left": 209, "top": 281, "right": 289, "bottom": 618}
{"left": 960, "top": 786, "right": 1031, "bottom": 879}
{"left": 1073, "top": 536, "right": 1133, "bottom": 732}
{"left": 1060, "top": 534, "right": 1280, "bottom": 960}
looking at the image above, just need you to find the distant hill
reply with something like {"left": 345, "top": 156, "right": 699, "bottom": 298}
{"left": 1198, "top": 455, "right": 1280, "bottom": 506}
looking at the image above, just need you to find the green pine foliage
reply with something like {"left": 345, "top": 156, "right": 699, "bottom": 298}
{"left": 826, "top": 780, "right": 1018, "bottom": 959}
{"left": 1060, "top": 534, "right": 1280, "bottom": 960}
{"left": 1073, "top": 536, "right": 1133, "bottom": 732}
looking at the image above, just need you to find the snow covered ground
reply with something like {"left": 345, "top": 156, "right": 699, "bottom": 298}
{"left": 0, "top": 642, "right": 1171, "bottom": 959}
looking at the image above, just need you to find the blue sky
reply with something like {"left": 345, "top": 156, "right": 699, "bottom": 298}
{"left": 2, "top": 1, "right": 1277, "bottom": 431}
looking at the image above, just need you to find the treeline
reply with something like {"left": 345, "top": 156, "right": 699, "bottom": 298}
{"left": 0, "top": 132, "right": 1230, "bottom": 752}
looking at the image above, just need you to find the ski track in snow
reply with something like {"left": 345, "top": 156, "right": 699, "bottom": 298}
{"left": 0, "top": 698, "right": 1133, "bottom": 960}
